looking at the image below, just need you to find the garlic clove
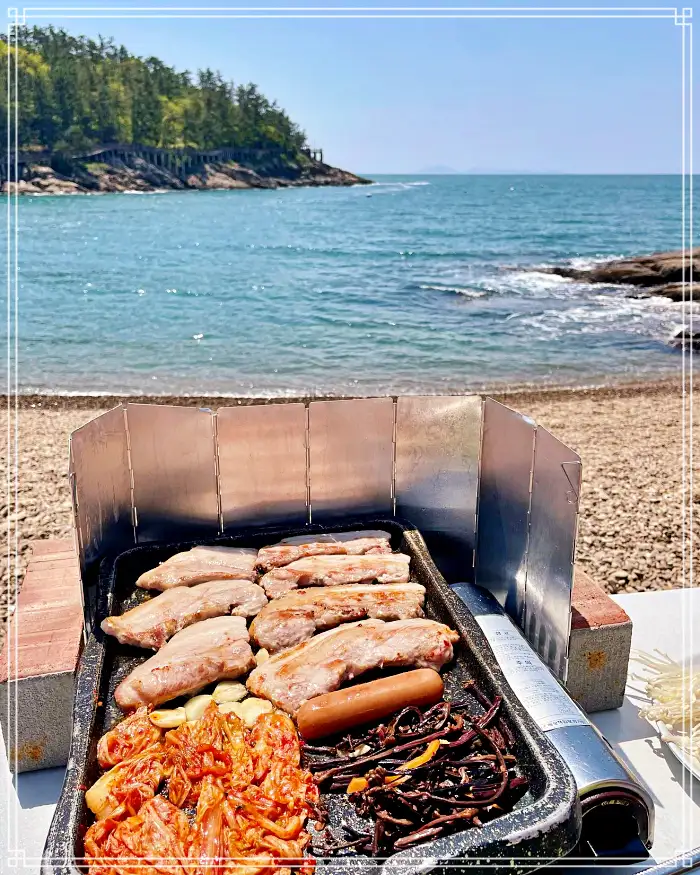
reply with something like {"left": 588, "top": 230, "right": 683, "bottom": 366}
{"left": 212, "top": 681, "right": 248, "bottom": 704}
{"left": 149, "top": 707, "right": 187, "bottom": 729}
{"left": 236, "top": 697, "right": 273, "bottom": 727}
{"left": 184, "top": 695, "right": 214, "bottom": 722}
{"left": 217, "top": 697, "right": 273, "bottom": 727}
{"left": 218, "top": 701, "right": 244, "bottom": 716}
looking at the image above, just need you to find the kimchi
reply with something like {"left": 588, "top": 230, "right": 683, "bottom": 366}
{"left": 84, "top": 703, "right": 320, "bottom": 875}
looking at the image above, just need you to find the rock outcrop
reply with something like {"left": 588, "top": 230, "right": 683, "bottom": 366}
{"left": 540, "top": 247, "right": 700, "bottom": 301}
{"left": 669, "top": 327, "right": 700, "bottom": 349}
{"left": 3, "top": 152, "right": 371, "bottom": 195}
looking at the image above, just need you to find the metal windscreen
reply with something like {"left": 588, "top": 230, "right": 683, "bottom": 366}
{"left": 68, "top": 395, "right": 580, "bottom": 679}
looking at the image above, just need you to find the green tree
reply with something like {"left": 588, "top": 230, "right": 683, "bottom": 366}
{"left": 0, "top": 25, "right": 309, "bottom": 156}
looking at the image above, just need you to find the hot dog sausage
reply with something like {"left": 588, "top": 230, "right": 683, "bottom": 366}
{"left": 296, "top": 668, "right": 444, "bottom": 740}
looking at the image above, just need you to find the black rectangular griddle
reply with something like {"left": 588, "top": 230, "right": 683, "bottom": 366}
{"left": 41, "top": 518, "right": 581, "bottom": 875}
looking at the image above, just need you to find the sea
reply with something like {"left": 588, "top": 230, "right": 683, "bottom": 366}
{"left": 15, "top": 174, "right": 698, "bottom": 397}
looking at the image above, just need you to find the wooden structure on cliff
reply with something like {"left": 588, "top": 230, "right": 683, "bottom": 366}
{"left": 0, "top": 142, "right": 320, "bottom": 181}
{"left": 303, "top": 147, "right": 324, "bottom": 163}
{"left": 87, "top": 144, "right": 284, "bottom": 178}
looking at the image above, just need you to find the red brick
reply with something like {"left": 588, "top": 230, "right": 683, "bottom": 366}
{"left": 28, "top": 552, "right": 77, "bottom": 565}
{"left": 28, "top": 538, "right": 75, "bottom": 558}
{"left": 8, "top": 604, "right": 80, "bottom": 632}
{"left": 0, "top": 539, "right": 84, "bottom": 681}
{"left": 571, "top": 566, "right": 630, "bottom": 630}
{"left": 16, "top": 590, "right": 80, "bottom": 614}
{"left": 19, "top": 569, "right": 81, "bottom": 597}
{"left": 25, "top": 564, "right": 75, "bottom": 581}
{"left": 566, "top": 566, "right": 632, "bottom": 712}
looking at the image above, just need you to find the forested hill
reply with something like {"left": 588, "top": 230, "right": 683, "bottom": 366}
{"left": 0, "top": 26, "right": 308, "bottom": 155}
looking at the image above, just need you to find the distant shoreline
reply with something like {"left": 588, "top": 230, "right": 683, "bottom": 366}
{"left": 13, "top": 376, "right": 685, "bottom": 410}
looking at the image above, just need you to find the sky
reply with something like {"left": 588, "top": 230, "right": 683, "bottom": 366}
{"left": 19, "top": 0, "right": 690, "bottom": 174}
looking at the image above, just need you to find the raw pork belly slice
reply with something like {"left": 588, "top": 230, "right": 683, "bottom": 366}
{"left": 256, "top": 529, "right": 392, "bottom": 571}
{"left": 260, "top": 553, "right": 411, "bottom": 599}
{"left": 250, "top": 583, "right": 426, "bottom": 652}
{"left": 102, "top": 579, "right": 268, "bottom": 650}
{"left": 246, "top": 618, "right": 458, "bottom": 715}
{"left": 115, "top": 616, "right": 254, "bottom": 710}
{"left": 135, "top": 546, "right": 258, "bottom": 591}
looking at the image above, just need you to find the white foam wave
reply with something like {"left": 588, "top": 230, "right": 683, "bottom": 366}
{"left": 487, "top": 266, "right": 690, "bottom": 305}
{"left": 512, "top": 293, "right": 700, "bottom": 343}
{"left": 567, "top": 253, "right": 627, "bottom": 270}
{"left": 364, "top": 180, "right": 430, "bottom": 193}
{"left": 18, "top": 386, "right": 333, "bottom": 399}
{"left": 494, "top": 270, "right": 576, "bottom": 298}
{"left": 419, "top": 284, "right": 485, "bottom": 298}
{"left": 121, "top": 188, "right": 169, "bottom": 195}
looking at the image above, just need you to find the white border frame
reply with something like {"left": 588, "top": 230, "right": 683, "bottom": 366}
{"left": 3, "top": 3, "right": 695, "bottom": 870}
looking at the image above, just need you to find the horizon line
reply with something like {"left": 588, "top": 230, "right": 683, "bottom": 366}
{"left": 360, "top": 170, "right": 693, "bottom": 176}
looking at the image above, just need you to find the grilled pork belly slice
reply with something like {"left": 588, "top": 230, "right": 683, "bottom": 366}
{"left": 257, "top": 529, "right": 392, "bottom": 571}
{"left": 102, "top": 580, "right": 268, "bottom": 650}
{"left": 246, "top": 618, "right": 458, "bottom": 715}
{"left": 250, "top": 583, "right": 426, "bottom": 652}
{"left": 135, "top": 546, "right": 258, "bottom": 591}
{"left": 115, "top": 616, "right": 255, "bottom": 711}
{"left": 260, "top": 553, "right": 411, "bottom": 599}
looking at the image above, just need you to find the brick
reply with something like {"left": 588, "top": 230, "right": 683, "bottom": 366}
{"left": 16, "top": 572, "right": 80, "bottom": 602}
{"left": 27, "top": 539, "right": 76, "bottom": 558}
{"left": 27, "top": 550, "right": 77, "bottom": 564}
{"left": 0, "top": 538, "right": 84, "bottom": 772}
{"left": 0, "top": 672, "right": 76, "bottom": 772}
{"left": 565, "top": 566, "right": 632, "bottom": 713}
{"left": 571, "top": 568, "right": 629, "bottom": 629}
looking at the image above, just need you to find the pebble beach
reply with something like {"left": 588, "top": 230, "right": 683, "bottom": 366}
{"left": 1, "top": 380, "right": 697, "bottom": 637}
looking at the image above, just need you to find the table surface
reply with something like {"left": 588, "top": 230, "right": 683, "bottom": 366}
{"left": 2, "top": 588, "right": 699, "bottom": 874}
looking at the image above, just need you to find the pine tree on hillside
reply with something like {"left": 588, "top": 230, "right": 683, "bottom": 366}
{"left": 0, "top": 25, "right": 308, "bottom": 154}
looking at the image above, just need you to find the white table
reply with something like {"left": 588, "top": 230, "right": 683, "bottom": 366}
{"left": 593, "top": 589, "right": 700, "bottom": 865}
{"left": 2, "top": 589, "right": 699, "bottom": 874}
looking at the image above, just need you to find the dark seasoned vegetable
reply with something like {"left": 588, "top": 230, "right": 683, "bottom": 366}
{"left": 302, "top": 681, "right": 528, "bottom": 857}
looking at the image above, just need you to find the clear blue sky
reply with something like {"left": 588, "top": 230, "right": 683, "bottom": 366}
{"left": 21, "top": 1, "right": 688, "bottom": 174}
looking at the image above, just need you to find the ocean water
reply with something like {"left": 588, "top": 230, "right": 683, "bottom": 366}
{"left": 16, "top": 174, "right": 697, "bottom": 396}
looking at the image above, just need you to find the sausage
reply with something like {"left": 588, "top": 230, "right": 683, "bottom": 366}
{"left": 296, "top": 668, "right": 444, "bottom": 740}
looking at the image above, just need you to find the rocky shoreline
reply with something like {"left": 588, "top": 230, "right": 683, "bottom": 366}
{"left": 536, "top": 246, "right": 700, "bottom": 349}
{"left": 4, "top": 152, "right": 371, "bottom": 195}
{"left": 540, "top": 246, "right": 699, "bottom": 302}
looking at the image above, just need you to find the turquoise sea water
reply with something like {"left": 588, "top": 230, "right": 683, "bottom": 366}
{"left": 16, "top": 174, "right": 696, "bottom": 396}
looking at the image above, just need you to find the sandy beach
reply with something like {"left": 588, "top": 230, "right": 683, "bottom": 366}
{"left": 1, "top": 380, "right": 697, "bottom": 632}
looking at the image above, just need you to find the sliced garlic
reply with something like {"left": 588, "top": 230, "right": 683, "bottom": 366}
{"left": 184, "top": 694, "right": 214, "bottom": 722}
{"left": 149, "top": 707, "right": 186, "bottom": 729}
{"left": 218, "top": 701, "right": 245, "bottom": 716}
{"left": 255, "top": 648, "right": 270, "bottom": 666}
{"left": 212, "top": 681, "right": 248, "bottom": 704}
{"left": 218, "top": 697, "right": 273, "bottom": 727}
{"left": 236, "top": 697, "right": 273, "bottom": 727}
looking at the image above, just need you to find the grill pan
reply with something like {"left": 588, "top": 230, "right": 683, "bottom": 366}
{"left": 41, "top": 518, "right": 581, "bottom": 875}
